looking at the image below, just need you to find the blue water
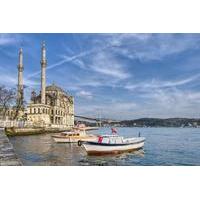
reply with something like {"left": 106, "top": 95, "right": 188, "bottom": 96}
{"left": 8, "top": 127, "right": 200, "bottom": 166}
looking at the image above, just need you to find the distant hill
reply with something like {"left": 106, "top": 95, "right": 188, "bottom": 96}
{"left": 117, "top": 118, "right": 200, "bottom": 127}
{"left": 75, "top": 118, "right": 200, "bottom": 127}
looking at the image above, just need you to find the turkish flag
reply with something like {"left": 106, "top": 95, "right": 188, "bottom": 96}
{"left": 111, "top": 128, "right": 117, "bottom": 134}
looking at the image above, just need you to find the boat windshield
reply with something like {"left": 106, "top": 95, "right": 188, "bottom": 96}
{"left": 100, "top": 134, "right": 119, "bottom": 138}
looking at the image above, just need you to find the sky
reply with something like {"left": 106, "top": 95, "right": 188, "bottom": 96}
{"left": 1, "top": 33, "right": 200, "bottom": 119}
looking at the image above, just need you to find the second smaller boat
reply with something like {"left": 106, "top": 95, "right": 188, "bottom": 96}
{"left": 52, "top": 124, "right": 97, "bottom": 143}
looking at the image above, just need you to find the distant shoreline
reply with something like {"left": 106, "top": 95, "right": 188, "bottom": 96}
{"left": 76, "top": 118, "right": 200, "bottom": 128}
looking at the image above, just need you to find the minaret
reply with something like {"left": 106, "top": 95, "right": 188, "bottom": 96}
{"left": 41, "top": 41, "right": 47, "bottom": 104}
{"left": 17, "top": 48, "right": 24, "bottom": 106}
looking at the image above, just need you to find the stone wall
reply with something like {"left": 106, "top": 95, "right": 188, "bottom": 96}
{"left": 0, "top": 130, "right": 22, "bottom": 166}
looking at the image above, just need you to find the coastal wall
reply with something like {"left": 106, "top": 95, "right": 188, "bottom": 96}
{"left": 0, "top": 129, "right": 22, "bottom": 166}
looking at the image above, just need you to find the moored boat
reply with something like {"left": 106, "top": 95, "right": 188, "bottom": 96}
{"left": 52, "top": 131, "right": 97, "bottom": 143}
{"left": 78, "top": 129, "right": 145, "bottom": 155}
{"left": 52, "top": 124, "right": 98, "bottom": 143}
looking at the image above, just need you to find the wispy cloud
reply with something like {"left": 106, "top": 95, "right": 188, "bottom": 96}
{"left": 76, "top": 101, "right": 137, "bottom": 119}
{"left": 0, "top": 34, "right": 17, "bottom": 45}
{"left": 77, "top": 87, "right": 200, "bottom": 119}
{"left": 125, "top": 74, "right": 200, "bottom": 91}
{"left": 0, "top": 70, "right": 39, "bottom": 88}
{"left": 0, "top": 34, "right": 24, "bottom": 46}
{"left": 89, "top": 51, "right": 130, "bottom": 80}
{"left": 27, "top": 42, "right": 117, "bottom": 78}
{"left": 76, "top": 90, "right": 93, "bottom": 99}
{"left": 105, "top": 34, "right": 200, "bottom": 61}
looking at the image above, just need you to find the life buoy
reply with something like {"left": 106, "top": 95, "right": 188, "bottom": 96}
{"left": 78, "top": 140, "right": 82, "bottom": 146}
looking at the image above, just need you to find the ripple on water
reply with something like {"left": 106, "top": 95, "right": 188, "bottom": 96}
{"left": 6, "top": 127, "right": 200, "bottom": 166}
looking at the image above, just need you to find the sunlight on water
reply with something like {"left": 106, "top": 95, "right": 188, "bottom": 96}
{"left": 7, "top": 127, "right": 200, "bottom": 166}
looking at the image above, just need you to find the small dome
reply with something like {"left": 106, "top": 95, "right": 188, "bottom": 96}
{"left": 46, "top": 84, "right": 68, "bottom": 95}
{"left": 46, "top": 84, "right": 63, "bottom": 92}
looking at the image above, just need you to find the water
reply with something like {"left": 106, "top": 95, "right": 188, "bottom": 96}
{"left": 7, "top": 127, "right": 200, "bottom": 166}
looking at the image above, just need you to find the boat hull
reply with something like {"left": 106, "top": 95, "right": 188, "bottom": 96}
{"left": 82, "top": 139, "right": 145, "bottom": 155}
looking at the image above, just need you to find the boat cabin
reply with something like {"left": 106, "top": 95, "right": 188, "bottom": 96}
{"left": 97, "top": 135, "right": 124, "bottom": 144}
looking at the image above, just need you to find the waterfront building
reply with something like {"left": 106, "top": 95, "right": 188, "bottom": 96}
{"left": 27, "top": 83, "right": 74, "bottom": 127}
{"left": 1, "top": 42, "right": 74, "bottom": 128}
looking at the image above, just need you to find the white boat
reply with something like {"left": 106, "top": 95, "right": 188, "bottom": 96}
{"left": 78, "top": 134, "right": 145, "bottom": 155}
{"left": 52, "top": 124, "right": 98, "bottom": 143}
{"left": 52, "top": 131, "right": 97, "bottom": 143}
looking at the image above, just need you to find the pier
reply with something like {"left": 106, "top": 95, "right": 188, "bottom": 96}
{"left": 0, "top": 129, "right": 22, "bottom": 166}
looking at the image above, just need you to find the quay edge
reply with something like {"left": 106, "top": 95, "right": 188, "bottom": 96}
{"left": 0, "top": 130, "right": 22, "bottom": 166}
{"left": 5, "top": 127, "right": 71, "bottom": 136}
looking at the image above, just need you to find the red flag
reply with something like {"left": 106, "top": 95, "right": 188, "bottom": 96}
{"left": 111, "top": 128, "right": 117, "bottom": 134}
{"left": 98, "top": 136, "right": 103, "bottom": 143}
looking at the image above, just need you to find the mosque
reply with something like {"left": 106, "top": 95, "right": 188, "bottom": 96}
{"left": 6, "top": 42, "right": 74, "bottom": 128}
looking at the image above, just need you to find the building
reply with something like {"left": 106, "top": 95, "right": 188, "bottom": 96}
{"left": 27, "top": 84, "right": 74, "bottom": 127}
{"left": 26, "top": 42, "right": 74, "bottom": 128}
{"left": 3, "top": 42, "right": 74, "bottom": 128}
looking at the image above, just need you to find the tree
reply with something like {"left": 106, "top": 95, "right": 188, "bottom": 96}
{"left": 0, "top": 85, "right": 16, "bottom": 119}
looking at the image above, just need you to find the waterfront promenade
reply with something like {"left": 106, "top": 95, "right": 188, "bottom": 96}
{"left": 0, "top": 129, "right": 22, "bottom": 166}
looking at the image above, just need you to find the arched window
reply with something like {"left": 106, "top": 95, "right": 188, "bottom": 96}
{"left": 34, "top": 108, "right": 36, "bottom": 114}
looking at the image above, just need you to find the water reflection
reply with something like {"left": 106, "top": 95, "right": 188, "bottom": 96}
{"left": 79, "top": 149, "right": 145, "bottom": 166}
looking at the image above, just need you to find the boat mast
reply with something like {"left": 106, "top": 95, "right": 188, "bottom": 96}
{"left": 99, "top": 110, "right": 102, "bottom": 127}
{"left": 97, "top": 109, "right": 102, "bottom": 127}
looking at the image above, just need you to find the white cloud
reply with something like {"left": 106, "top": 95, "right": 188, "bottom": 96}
{"left": 125, "top": 74, "right": 200, "bottom": 91}
{"left": 0, "top": 34, "right": 22, "bottom": 46}
{"left": 0, "top": 71, "right": 39, "bottom": 88}
{"left": 77, "top": 87, "right": 200, "bottom": 119}
{"left": 89, "top": 51, "right": 130, "bottom": 80}
{"left": 103, "top": 34, "right": 200, "bottom": 61}
{"left": 27, "top": 42, "right": 116, "bottom": 78}
{"left": 76, "top": 101, "right": 137, "bottom": 119}
{"left": 27, "top": 49, "right": 94, "bottom": 78}
{"left": 76, "top": 90, "right": 93, "bottom": 99}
